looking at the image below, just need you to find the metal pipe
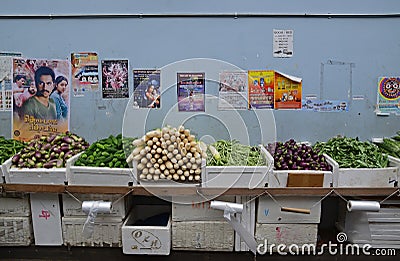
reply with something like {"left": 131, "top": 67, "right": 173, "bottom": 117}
{"left": 0, "top": 12, "right": 399, "bottom": 19}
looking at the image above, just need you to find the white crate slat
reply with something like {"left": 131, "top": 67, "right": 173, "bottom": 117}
{"left": 172, "top": 220, "right": 234, "bottom": 251}
{"left": 334, "top": 155, "right": 399, "bottom": 187}
{"left": 7, "top": 166, "right": 67, "bottom": 185}
{"left": 0, "top": 196, "right": 30, "bottom": 217}
{"left": 234, "top": 196, "right": 256, "bottom": 252}
{"left": 0, "top": 216, "right": 33, "bottom": 246}
{"left": 257, "top": 196, "right": 322, "bottom": 224}
{"left": 202, "top": 145, "right": 273, "bottom": 188}
{"left": 66, "top": 152, "right": 136, "bottom": 186}
{"left": 62, "top": 216, "right": 122, "bottom": 247}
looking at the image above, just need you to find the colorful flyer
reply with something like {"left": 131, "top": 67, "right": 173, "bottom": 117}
{"left": 133, "top": 69, "right": 161, "bottom": 108}
{"left": 12, "top": 58, "right": 70, "bottom": 141}
{"left": 218, "top": 71, "right": 248, "bottom": 110}
{"left": 71, "top": 52, "right": 99, "bottom": 97}
{"left": 377, "top": 77, "right": 400, "bottom": 115}
{"left": 101, "top": 60, "right": 129, "bottom": 99}
{"left": 177, "top": 72, "right": 205, "bottom": 112}
{"left": 273, "top": 71, "right": 302, "bottom": 109}
{"left": 302, "top": 99, "right": 348, "bottom": 112}
{"left": 248, "top": 70, "right": 274, "bottom": 109}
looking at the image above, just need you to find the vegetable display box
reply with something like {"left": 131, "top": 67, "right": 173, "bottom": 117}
{"left": 0, "top": 158, "right": 11, "bottom": 183}
{"left": 266, "top": 152, "right": 338, "bottom": 188}
{"left": 6, "top": 158, "right": 66, "bottom": 185}
{"left": 334, "top": 155, "right": 400, "bottom": 187}
{"left": 66, "top": 153, "right": 136, "bottom": 186}
{"left": 202, "top": 146, "right": 273, "bottom": 188}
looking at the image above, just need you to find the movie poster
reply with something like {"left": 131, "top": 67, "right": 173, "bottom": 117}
{"left": 248, "top": 70, "right": 274, "bottom": 109}
{"left": 177, "top": 72, "right": 205, "bottom": 112}
{"left": 218, "top": 71, "right": 248, "bottom": 110}
{"left": 101, "top": 60, "right": 129, "bottom": 99}
{"left": 71, "top": 52, "right": 99, "bottom": 97}
{"left": 12, "top": 58, "right": 70, "bottom": 141}
{"left": 377, "top": 77, "right": 400, "bottom": 115}
{"left": 133, "top": 69, "right": 161, "bottom": 108}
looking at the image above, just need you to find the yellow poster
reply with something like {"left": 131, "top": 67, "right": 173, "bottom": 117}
{"left": 273, "top": 71, "right": 302, "bottom": 109}
{"left": 12, "top": 58, "right": 70, "bottom": 141}
{"left": 248, "top": 70, "right": 274, "bottom": 109}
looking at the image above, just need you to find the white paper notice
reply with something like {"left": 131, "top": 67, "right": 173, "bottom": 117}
{"left": 273, "top": 29, "right": 294, "bottom": 58}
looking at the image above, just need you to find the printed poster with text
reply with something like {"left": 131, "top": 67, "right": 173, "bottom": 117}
{"left": 218, "top": 71, "right": 248, "bottom": 110}
{"left": 71, "top": 52, "right": 99, "bottom": 97}
{"left": 377, "top": 77, "right": 400, "bottom": 115}
{"left": 12, "top": 58, "right": 70, "bottom": 141}
{"left": 1, "top": 52, "right": 22, "bottom": 111}
{"left": 101, "top": 60, "right": 129, "bottom": 99}
{"left": 274, "top": 71, "right": 302, "bottom": 109}
{"left": 248, "top": 70, "right": 274, "bottom": 109}
{"left": 177, "top": 72, "right": 205, "bottom": 112}
{"left": 133, "top": 69, "right": 161, "bottom": 108}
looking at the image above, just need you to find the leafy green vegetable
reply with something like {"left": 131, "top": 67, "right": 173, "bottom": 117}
{"left": 206, "top": 140, "right": 265, "bottom": 166}
{"left": 313, "top": 136, "right": 388, "bottom": 168}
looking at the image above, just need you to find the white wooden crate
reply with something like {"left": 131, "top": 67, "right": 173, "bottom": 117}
{"left": 0, "top": 195, "right": 30, "bottom": 217}
{"left": 344, "top": 207, "right": 400, "bottom": 249}
{"left": 257, "top": 196, "right": 321, "bottom": 224}
{"left": 1, "top": 157, "right": 12, "bottom": 183}
{"left": 122, "top": 205, "right": 171, "bottom": 255}
{"left": 334, "top": 155, "right": 400, "bottom": 187}
{"left": 267, "top": 153, "right": 338, "bottom": 188}
{"left": 172, "top": 195, "right": 236, "bottom": 222}
{"left": 62, "top": 216, "right": 122, "bottom": 247}
{"left": 172, "top": 220, "right": 234, "bottom": 251}
{"left": 62, "top": 193, "right": 130, "bottom": 219}
{"left": 235, "top": 196, "right": 256, "bottom": 252}
{"left": 66, "top": 153, "right": 136, "bottom": 186}
{"left": 7, "top": 165, "right": 66, "bottom": 185}
{"left": 0, "top": 216, "right": 33, "bottom": 246}
{"left": 255, "top": 223, "right": 318, "bottom": 252}
{"left": 202, "top": 146, "right": 273, "bottom": 188}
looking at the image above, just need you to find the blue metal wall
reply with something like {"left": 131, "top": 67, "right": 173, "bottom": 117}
{"left": 1, "top": 0, "right": 399, "bottom": 143}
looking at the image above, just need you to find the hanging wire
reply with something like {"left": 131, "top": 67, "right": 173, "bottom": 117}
{"left": 112, "top": 188, "right": 134, "bottom": 206}
{"left": 379, "top": 188, "right": 400, "bottom": 205}
{"left": 64, "top": 189, "right": 82, "bottom": 204}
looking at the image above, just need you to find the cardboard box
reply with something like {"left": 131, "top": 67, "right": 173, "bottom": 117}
{"left": 202, "top": 146, "right": 273, "bottom": 188}
{"left": 172, "top": 220, "right": 234, "bottom": 251}
{"left": 122, "top": 205, "right": 171, "bottom": 255}
{"left": 257, "top": 196, "right": 321, "bottom": 224}
{"left": 62, "top": 216, "right": 122, "bottom": 247}
{"left": 66, "top": 153, "right": 137, "bottom": 186}
{"left": 30, "top": 193, "right": 63, "bottom": 245}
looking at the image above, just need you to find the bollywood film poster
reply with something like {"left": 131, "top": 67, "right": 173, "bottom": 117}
{"left": 101, "top": 60, "right": 129, "bottom": 99}
{"left": 177, "top": 72, "right": 205, "bottom": 112}
{"left": 71, "top": 52, "right": 99, "bottom": 97}
{"left": 12, "top": 58, "right": 70, "bottom": 141}
{"left": 218, "top": 71, "right": 248, "bottom": 110}
{"left": 133, "top": 69, "right": 161, "bottom": 108}
{"left": 273, "top": 71, "right": 302, "bottom": 109}
{"left": 248, "top": 70, "right": 274, "bottom": 109}
{"left": 377, "top": 77, "right": 400, "bottom": 115}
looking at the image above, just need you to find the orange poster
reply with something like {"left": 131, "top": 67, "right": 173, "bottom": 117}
{"left": 248, "top": 70, "right": 274, "bottom": 109}
{"left": 273, "top": 71, "right": 302, "bottom": 109}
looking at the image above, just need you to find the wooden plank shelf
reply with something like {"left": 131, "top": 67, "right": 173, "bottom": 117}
{"left": 1, "top": 183, "right": 398, "bottom": 197}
